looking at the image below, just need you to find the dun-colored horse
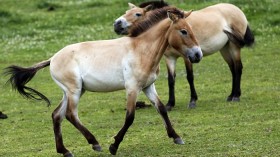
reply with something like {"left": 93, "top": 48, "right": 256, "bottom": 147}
{"left": 114, "top": 1, "right": 255, "bottom": 110}
{"left": 5, "top": 7, "right": 202, "bottom": 156}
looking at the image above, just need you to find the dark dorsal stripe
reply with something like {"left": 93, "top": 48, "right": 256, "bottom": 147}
{"left": 139, "top": 0, "right": 169, "bottom": 9}
{"left": 129, "top": 7, "right": 184, "bottom": 37}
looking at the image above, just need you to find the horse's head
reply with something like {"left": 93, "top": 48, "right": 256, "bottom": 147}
{"left": 114, "top": 3, "right": 153, "bottom": 35}
{"left": 166, "top": 10, "right": 203, "bottom": 63}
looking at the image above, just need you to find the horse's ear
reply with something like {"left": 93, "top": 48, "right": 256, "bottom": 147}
{"left": 184, "top": 10, "right": 193, "bottom": 18}
{"left": 144, "top": 4, "right": 153, "bottom": 12}
{"left": 128, "top": 2, "right": 136, "bottom": 9}
{"left": 167, "top": 10, "right": 179, "bottom": 22}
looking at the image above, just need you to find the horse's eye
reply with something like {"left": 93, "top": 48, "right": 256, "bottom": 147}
{"left": 135, "top": 13, "right": 142, "bottom": 17}
{"left": 180, "top": 29, "right": 188, "bottom": 36}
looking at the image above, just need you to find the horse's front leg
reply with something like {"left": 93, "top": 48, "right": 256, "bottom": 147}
{"left": 109, "top": 89, "right": 139, "bottom": 155}
{"left": 65, "top": 91, "right": 101, "bottom": 152}
{"left": 184, "top": 58, "right": 198, "bottom": 109}
{"left": 143, "top": 83, "right": 184, "bottom": 144}
{"left": 165, "top": 56, "right": 177, "bottom": 111}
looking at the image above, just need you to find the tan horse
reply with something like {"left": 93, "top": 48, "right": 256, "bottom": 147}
{"left": 114, "top": 1, "right": 255, "bottom": 110}
{"left": 5, "top": 7, "right": 202, "bottom": 157}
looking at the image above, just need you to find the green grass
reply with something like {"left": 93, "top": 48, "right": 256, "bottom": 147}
{"left": 1, "top": 0, "right": 280, "bottom": 156}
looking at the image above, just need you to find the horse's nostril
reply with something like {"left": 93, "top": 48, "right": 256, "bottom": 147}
{"left": 114, "top": 20, "right": 122, "bottom": 26}
{"left": 188, "top": 56, "right": 192, "bottom": 62}
{"left": 195, "top": 53, "right": 200, "bottom": 59}
{"left": 188, "top": 54, "right": 201, "bottom": 63}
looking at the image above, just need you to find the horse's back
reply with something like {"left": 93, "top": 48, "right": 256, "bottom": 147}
{"left": 206, "top": 3, "right": 248, "bottom": 32}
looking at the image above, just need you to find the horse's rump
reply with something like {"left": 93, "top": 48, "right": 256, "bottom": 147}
{"left": 224, "top": 25, "right": 255, "bottom": 48}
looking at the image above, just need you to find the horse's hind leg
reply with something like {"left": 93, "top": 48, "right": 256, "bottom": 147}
{"left": 52, "top": 79, "right": 100, "bottom": 157}
{"left": 52, "top": 95, "right": 72, "bottom": 157}
{"left": 65, "top": 90, "right": 101, "bottom": 152}
{"left": 143, "top": 83, "right": 184, "bottom": 144}
{"left": 220, "top": 42, "right": 242, "bottom": 101}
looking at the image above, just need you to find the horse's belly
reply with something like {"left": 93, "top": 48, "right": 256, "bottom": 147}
{"left": 82, "top": 73, "right": 125, "bottom": 92}
{"left": 83, "top": 82, "right": 124, "bottom": 92}
{"left": 200, "top": 33, "right": 228, "bottom": 56}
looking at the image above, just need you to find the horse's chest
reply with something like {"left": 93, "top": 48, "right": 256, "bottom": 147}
{"left": 122, "top": 54, "right": 159, "bottom": 88}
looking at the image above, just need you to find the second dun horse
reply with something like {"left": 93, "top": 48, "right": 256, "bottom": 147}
{"left": 5, "top": 7, "right": 202, "bottom": 157}
{"left": 114, "top": 1, "right": 255, "bottom": 110}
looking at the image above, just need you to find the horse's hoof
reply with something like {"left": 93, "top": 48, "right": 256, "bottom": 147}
{"left": 174, "top": 137, "right": 185, "bottom": 145}
{"left": 109, "top": 144, "right": 118, "bottom": 155}
{"left": 92, "top": 144, "right": 102, "bottom": 152}
{"left": 0, "top": 112, "right": 8, "bottom": 119}
{"left": 226, "top": 96, "right": 240, "bottom": 102}
{"left": 226, "top": 96, "right": 233, "bottom": 101}
{"left": 136, "top": 101, "right": 150, "bottom": 109}
{"left": 188, "top": 101, "right": 196, "bottom": 109}
{"left": 63, "top": 152, "right": 74, "bottom": 157}
{"left": 232, "top": 97, "right": 240, "bottom": 102}
{"left": 166, "top": 105, "right": 173, "bottom": 111}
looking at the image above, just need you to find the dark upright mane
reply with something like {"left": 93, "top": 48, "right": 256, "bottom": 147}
{"left": 129, "top": 7, "right": 184, "bottom": 37}
{"left": 139, "top": 0, "right": 169, "bottom": 9}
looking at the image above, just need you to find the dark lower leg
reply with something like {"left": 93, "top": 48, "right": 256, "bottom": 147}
{"left": 227, "top": 65, "right": 235, "bottom": 101}
{"left": 185, "top": 61, "right": 197, "bottom": 108}
{"left": 65, "top": 94, "right": 101, "bottom": 151}
{"left": 157, "top": 100, "right": 183, "bottom": 144}
{"left": 227, "top": 60, "right": 242, "bottom": 101}
{"left": 233, "top": 61, "right": 242, "bottom": 100}
{"left": 52, "top": 113, "right": 70, "bottom": 155}
{"left": 66, "top": 114, "right": 101, "bottom": 151}
{"left": 166, "top": 68, "right": 176, "bottom": 109}
{"left": 110, "top": 110, "right": 135, "bottom": 155}
{"left": 143, "top": 84, "right": 184, "bottom": 144}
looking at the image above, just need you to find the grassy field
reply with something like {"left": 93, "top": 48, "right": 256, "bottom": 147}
{"left": 0, "top": 0, "right": 280, "bottom": 156}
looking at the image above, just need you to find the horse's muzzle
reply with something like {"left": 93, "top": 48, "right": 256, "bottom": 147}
{"left": 186, "top": 46, "right": 203, "bottom": 63}
{"left": 113, "top": 21, "right": 128, "bottom": 35}
{"left": 188, "top": 54, "right": 201, "bottom": 63}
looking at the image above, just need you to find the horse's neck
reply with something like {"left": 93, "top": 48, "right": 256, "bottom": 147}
{"left": 133, "top": 19, "right": 171, "bottom": 71}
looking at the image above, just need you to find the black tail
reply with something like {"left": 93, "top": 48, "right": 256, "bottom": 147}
{"left": 224, "top": 25, "right": 255, "bottom": 48}
{"left": 4, "top": 59, "right": 51, "bottom": 106}
{"left": 243, "top": 26, "right": 255, "bottom": 47}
